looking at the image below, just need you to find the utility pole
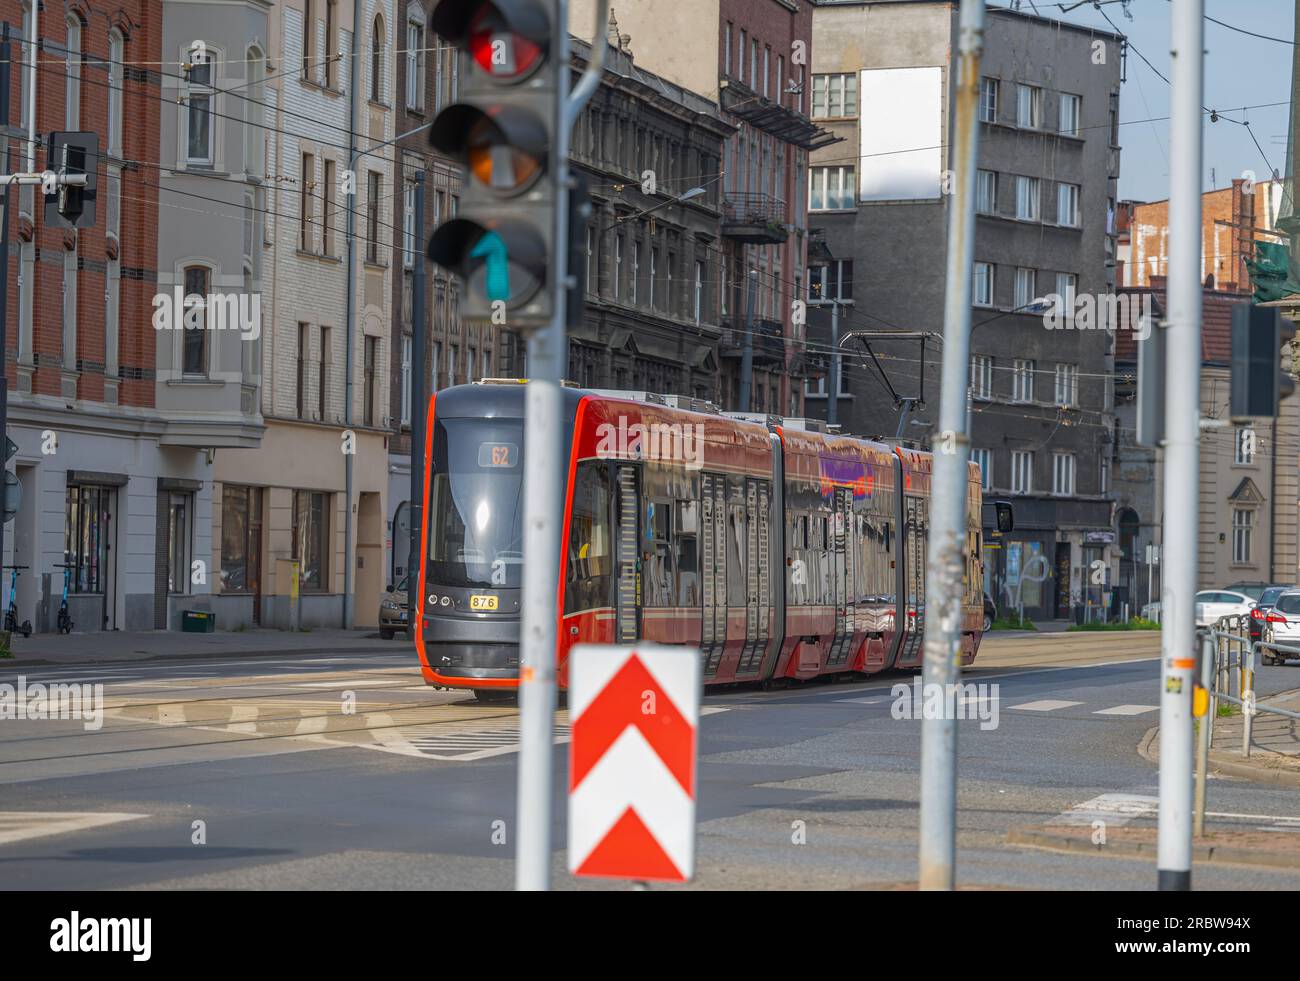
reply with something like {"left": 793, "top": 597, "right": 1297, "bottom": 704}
{"left": 408, "top": 170, "right": 425, "bottom": 603}
{"left": 828, "top": 300, "right": 840, "bottom": 427}
{"left": 1157, "top": 0, "right": 1204, "bottom": 892}
{"left": 0, "top": 27, "right": 11, "bottom": 577}
{"left": 342, "top": 0, "right": 363, "bottom": 630}
{"left": 739, "top": 268, "right": 757, "bottom": 412}
{"left": 918, "top": 0, "right": 983, "bottom": 891}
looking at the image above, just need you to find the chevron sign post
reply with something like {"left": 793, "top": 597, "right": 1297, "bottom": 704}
{"left": 568, "top": 644, "right": 700, "bottom": 882}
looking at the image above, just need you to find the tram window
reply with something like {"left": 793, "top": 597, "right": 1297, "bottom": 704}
{"left": 675, "top": 500, "right": 699, "bottom": 606}
{"left": 645, "top": 499, "right": 674, "bottom": 607}
{"left": 565, "top": 462, "right": 612, "bottom": 614}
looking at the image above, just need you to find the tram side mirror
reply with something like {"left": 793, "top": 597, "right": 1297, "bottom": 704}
{"left": 995, "top": 501, "right": 1014, "bottom": 534}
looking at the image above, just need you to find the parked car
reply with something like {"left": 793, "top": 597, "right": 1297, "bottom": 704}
{"left": 1248, "top": 585, "right": 1296, "bottom": 642}
{"left": 1262, "top": 589, "right": 1300, "bottom": 664}
{"left": 982, "top": 593, "right": 996, "bottom": 632}
{"left": 1140, "top": 601, "right": 1161, "bottom": 623}
{"left": 1227, "top": 581, "right": 1273, "bottom": 602}
{"left": 379, "top": 576, "right": 409, "bottom": 640}
{"left": 1194, "top": 589, "right": 1254, "bottom": 627}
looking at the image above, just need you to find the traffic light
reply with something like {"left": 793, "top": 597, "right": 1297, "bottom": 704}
{"left": 43, "top": 131, "right": 99, "bottom": 230}
{"left": 1230, "top": 303, "right": 1296, "bottom": 420}
{"left": 428, "top": 0, "right": 559, "bottom": 329}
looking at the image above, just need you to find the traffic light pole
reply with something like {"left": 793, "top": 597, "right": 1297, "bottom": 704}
{"left": 515, "top": 0, "right": 609, "bottom": 892}
{"left": 918, "top": 0, "right": 983, "bottom": 892}
{"left": 409, "top": 171, "right": 425, "bottom": 603}
{"left": 1156, "top": 0, "right": 1204, "bottom": 892}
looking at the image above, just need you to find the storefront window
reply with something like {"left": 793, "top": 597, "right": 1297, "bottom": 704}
{"left": 293, "top": 490, "right": 330, "bottom": 591}
{"left": 221, "top": 485, "right": 262, "bottom": 592}
{"left": 65, "top": 484, "right": 110, "bottom": 593}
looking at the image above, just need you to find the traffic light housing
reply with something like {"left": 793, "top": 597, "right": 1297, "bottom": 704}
{"left": 43, "top": 131, "right": 99, "bottom": 230}
{"left": 1230, "top": 303, "right": 1296, "bottom": 420}
{"left": 428, "top": 0, "right": 560, "bottom": 330}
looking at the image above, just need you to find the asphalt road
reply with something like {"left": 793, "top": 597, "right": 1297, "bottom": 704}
{"left": 2, "top": 639, "right": 1299, "bottom": 890}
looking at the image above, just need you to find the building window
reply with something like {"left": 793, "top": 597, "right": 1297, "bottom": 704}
{"left": 325, "top": 0, "right": 338, "bottom": 86}
{"left": 738, "top": 30, "right": 746, "bottom": 82}
{"left": 809, "top": 260, "right": 853, "bottom": 304}
{"left": 1100, "top": 455, "right": 1110, "bottom": 495}
{"left": 1052, "top": 452, "right": 1076, "bottom": 496}
{"left": 292, "top": 491, "right": 330, "bottom": 591}
{"left": 303, "top": 0, "right": 316, "bottom": 76}
{"left": 649, "top": 248, "right": 658, "bottom": 309}
{"left": 1011, "top": 451, "right": 1033, "bottom": 495}
{"left": 1012, "top": 358, "right": 1034, "bottom": 402}
{"left": 763, "top": 45, "right": 770, "bottom": 98}
{"left": 724, "top": 22, "right": 732, "bottom": 76}
{"left": 971, "top": 354, "right": 993, "bottom": 399}
{"left": 1057, "top": 182, "right": 1080, "bottom": 227}
{"left": 1235, "top": 426, "right": 1255, "bottom": 464}
{"left": 976, "top": 169, "right": 997, "bottom": 213}
{"left": 297, "top": 322, "right": 309, "bottom": 418}
{"left": 974, "top": 262, "right": 994, "bottom": 307}
{"left": 1054, "top": 363, "right": 1078, "bottom": 407}
{"left": 809, "top": 165, "right": 854, "bottom": 210}
{"left": 403, "top": 176, "right": 416, "bottom": 269}
{"left": 322, "top": 159, "right": 337, "bottom": 255}
{"left": 370, "top": 16, "right": 385, "bottom": 103}
{"left": 631, "top": 241, "right": 641, "bottom": 304}
{"left": 221, "top": 485, "right": 261, "bottom": 593}
{"left": 1059, "top": 93, "right": 1081, "bottom": 136}
{"left": 1233, "top": 508, "right": 1254, "bottom": 564}
{"left": 1014, "top": 267, "right": 1036, "bottom": 309}
{"left": 1055, "top": 272, "right": 1077, "bottom": 313}
{"left": 366, "top": 171, "right": 381, "bottom": 263}
{"left": 1016, "top": 83, "right": 1042, "bottom": 128}
{"left": 167, "top": 494, "right": 191, "bottom": 594}
{"left": 182, "top": 266, "right": 209, "bottom": 374}
{"left": 19, "top": 3, "right": 30, "bottom": 129}
{"left": 184, "top": 45, "right": 214, "bottom": 164}
{"left": 979, "top": 77, "right": 998, "bottom": 123}
{"left": 364, "top": 336, "right": 378, "bottom": 427}
{"left": 1015, "top": 175, "right": 1040, "bottom": 220}
{"left": 972, "top": 448, "right": 992, "bottom": 490}
{"left": 812, "top": 73, "right": 857, "bottom": 118}
{"left": 300, "top": 153, "right": 315, "bottom": 251}
{"left": 613, "top": 235, "right": 622, "bottom": 299}
{"left": 107, "top": 30, "right": 124, "bottom": 157}
{"left": 694, "top": 260, "right": 704, "bottom": 324}
{"left": 407, "top": 15, "right": 426, "bottom": 109}
{"left": 65, "top": 16, "right": 82, "bottom": 129}
{"left": 319, "top": 327, "right": 331, "bottom": 421}
{"left": 65, "top": 484, "right": 109, "bottom": 593}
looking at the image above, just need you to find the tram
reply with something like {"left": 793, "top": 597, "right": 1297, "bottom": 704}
{"left": 414, "top": 380, "right": 990, "bottom": 696}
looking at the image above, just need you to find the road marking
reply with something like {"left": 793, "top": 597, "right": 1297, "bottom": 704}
{"left": 1047, "top": 793, "right": 1159, "bottom": 827}
{"left": 1093, "top": 704, "right": 1159, "bottom": 716}
{"left": 0, "top": 811, "right": 147, "bottom": 847}
{"left": 297, "top": 679, "right": 413, "bottom": 689}
{"left": 1009, "top": 699, "right": 1084, "bottom": 712}
{"left": 835, "top": 697, "right": 884, "bottom": 705}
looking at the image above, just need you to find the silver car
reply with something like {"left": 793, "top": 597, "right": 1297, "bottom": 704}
{"left": 1262, "top": 589, "right": 1300, "bottom": 665}
{"left": 379, "top": 576, "right": 410, "bottom": 640}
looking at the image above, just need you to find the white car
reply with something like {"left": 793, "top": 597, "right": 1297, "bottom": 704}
{"left": 1262, "top": 590, "right": 1300, "bottom": 664}
{"left": 1194, "top": 590, "right": 1254, "bottom": 627}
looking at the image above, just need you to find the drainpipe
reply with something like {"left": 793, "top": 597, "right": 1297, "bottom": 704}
{"left": 341, "top": 0, "right": 364, "bottom": 629}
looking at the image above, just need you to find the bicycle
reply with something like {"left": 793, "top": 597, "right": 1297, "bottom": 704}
{"left": 3, "top": 565, "right": 32, "bottom": 638}
{"left": 53, "top": 563, "right": 74, "bottom": 634}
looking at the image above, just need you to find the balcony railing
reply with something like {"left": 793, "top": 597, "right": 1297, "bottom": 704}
{"left": 720, "top": 317, "right": 785, "bottom": 367}
{"left": 721, "top": 192, "right": 788, "bottom": 244}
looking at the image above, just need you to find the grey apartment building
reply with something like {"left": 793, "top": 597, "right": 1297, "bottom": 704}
{"left": 805, "top": 1, "right": 1123, "bottom": 621}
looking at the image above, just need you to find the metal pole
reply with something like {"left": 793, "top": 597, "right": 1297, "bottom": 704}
{"left": 408, "top": 171, "right": 426, "bottom": 607}
{"left": 515, "top": 0, "right": 607, "bottom": 891}
{"left": 1156, "top": 0, "right": 1204, "bottom": 893}
{"left": 24, "top": 6, "right": 33, "bottom": 173}
{"left": 739, "top": 268, "right": 756, "bottom": 412}
{"left": 0, "top": 30, "right": 10, "bottom": 583}
{"left": 1193, "top": 632, "right": 1212, "bottom": 837}
{"left": 828, "top": 300, "right": 840, "bottom": 426}
{"left": 341, "top": 0, "right": 364, "bottom": 630}
{"left": 918, "top": 0, "right": 984, "bottom": 892}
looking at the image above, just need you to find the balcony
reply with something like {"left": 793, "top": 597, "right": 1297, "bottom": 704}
{"left": 720, "top": 317, "right": 785, "bottom": 367}
{"left": 722, "top": 192, "right": 788, "bottom": 244}
{"left": 719, "top": 78, "right": 842, "bottom": 151}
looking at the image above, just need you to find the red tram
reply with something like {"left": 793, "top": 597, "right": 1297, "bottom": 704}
{"left": 414, "top": 380, "right": 987, "bottom": 696}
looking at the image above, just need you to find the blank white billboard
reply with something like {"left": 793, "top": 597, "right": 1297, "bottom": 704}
{"left": 858, "top": 66, "right": 943, "bottom": 201}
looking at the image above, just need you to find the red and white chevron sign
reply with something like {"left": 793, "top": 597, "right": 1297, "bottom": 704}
{"left": 568, "top": 644, "right": 700, "bottom": 882}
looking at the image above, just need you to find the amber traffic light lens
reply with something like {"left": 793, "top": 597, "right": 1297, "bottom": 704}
{"left": 467, "top": 7, "right": 544, "bottom": 80}
{"left": 466, "top": 118, "right": 542, "bottom": 193}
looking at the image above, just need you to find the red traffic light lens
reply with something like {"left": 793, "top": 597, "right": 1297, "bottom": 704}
{"left": 467, "top": 7, "right": 543, "bottom": 80}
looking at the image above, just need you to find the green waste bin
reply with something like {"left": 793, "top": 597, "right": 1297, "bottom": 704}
{"left": 181, "top": 610, "right": 216, "bottom": 633}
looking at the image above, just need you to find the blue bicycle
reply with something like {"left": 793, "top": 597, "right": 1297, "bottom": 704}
{"left": 53, "top": 563, "right": 74, "bottom": 634}
{"left": 3, "top": 565, "right": 32, "bottom": 638}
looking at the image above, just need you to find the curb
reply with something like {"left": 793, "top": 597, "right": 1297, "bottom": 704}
{"left": 0, "top": 643, "right": 406, "bottom": 669}
{"left": 1140, "top": 722, "right": 1300, "bottom": 789}
{"left": 1006, "top": 828, "right": 1300, "bottom": 871}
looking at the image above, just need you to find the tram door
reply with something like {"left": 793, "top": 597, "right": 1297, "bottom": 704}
{"left": 827, "top": 487, "right": 854, "bottom": 668}
{"left": 614, "top": 464, "right": 641, "bottom": 643}
{"left": 700, "top": 473, "right": 728, "bottom": 679}
{"left": 898, "top": 494, "right": 928, "bottom": 665}
{"left": 736, "top": 478, "right": 771, "bottom": 677}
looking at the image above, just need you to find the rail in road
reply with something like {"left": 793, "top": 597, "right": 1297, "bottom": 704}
{"left": 975, "top": 631, "right": 1161, "bottom": 671}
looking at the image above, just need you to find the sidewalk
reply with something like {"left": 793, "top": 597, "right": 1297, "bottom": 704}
{"left": 1204, "top": 687, "right": 1300, "bottom": 786}
{"left": 0, "top": 627, "right": 402, "bottom": 667}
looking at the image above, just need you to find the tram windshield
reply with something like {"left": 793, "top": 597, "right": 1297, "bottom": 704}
{"left": 428, "top": 417, "right": 526, "bottom": 589}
